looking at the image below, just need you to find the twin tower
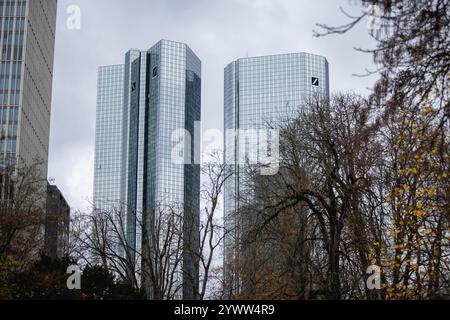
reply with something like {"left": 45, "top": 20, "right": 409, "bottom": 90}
{"left": 93, "top": 39, "right": 329, "bottom": 299}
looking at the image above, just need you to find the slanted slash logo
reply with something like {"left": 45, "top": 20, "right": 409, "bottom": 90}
{"left": 312, "top": 77, "right": 320, "bottom": 87}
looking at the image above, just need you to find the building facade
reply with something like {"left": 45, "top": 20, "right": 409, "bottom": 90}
{"left": 93, "top": 40, "right": 201, "bottom": 299}
{"left": 223, "top": 52, "right": 330, "bottom": 296}
{"left": 93, "top": 65, "right": 124, "bottom": 211}
{"left": 0, "top": 0, "right": 57, "bottom": 197}
{"left": 45, "top": 183, "right": 70, "bottom": 259}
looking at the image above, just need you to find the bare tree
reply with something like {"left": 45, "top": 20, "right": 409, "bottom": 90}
{"left": 314, "top": 1, "right": 450, "bottom": 299}
{"left": 315, "top": 0, "right": 450, "bottom": 223}
{"left": 0, "top": 160, "right": 47, "bottom": 265}
{"left": 69, "top": 206, "right": 140, "bottom": 289}
{"left": 231, "top": 94, "right": 386, "bottom": 299}
{"left": 194, "top": 151, "right": 232, "bottom": 300}
{"left": 141, "top": 203, "right": 185, "bottom": 300}
{"left": 73, "top": 152, "right": 233, "bottom": 301}
{"left": 228, "top": 91, "right": 449, "bottom": 300}
{"left": 71, "top": 202, "right": 185, "bottom": 299}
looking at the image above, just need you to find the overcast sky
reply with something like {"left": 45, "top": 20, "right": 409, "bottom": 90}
{"left": 48, "top": 0, "right": 378, "bottom": 213}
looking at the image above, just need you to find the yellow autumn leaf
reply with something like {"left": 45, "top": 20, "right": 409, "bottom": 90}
{"left": 423, "top": 107, "right": 432, "bottom": 115}
{"left": 413, "top": 210, "right": 424, "bottom": 217}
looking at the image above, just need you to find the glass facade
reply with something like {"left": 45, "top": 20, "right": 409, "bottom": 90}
{"left": 94, "top": 40, "right": 201, "bottom": 299}
{"left": 93, "top": 65, "right": 124, "bottom": 210}
{"left": 0, "top": 0, "right": 26, "bottom": 162}
{"left": 223, "top": 52, "right": 330, "bottom": 295}
{"left": 0, "top": 0, "right": 57, "bottom": 198}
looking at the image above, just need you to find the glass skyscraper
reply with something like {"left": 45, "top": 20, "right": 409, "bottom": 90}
{"left": 0, "top": 0, "right": 57, "bottom": 197}
{"left": 94, "top": 40, "right": 201, "bottom": 299}
{"left": 94, "top": 64, "right": 124, "bottom": 210}
{"left": 223, "top": 52, "right": 330, "bottom": 295}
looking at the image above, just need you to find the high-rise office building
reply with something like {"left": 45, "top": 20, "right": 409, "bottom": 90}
{"left": 93, "top": 40, "right": 201, "bottom": 299}
{"left": 45, "top": 183, "right": 70, "bottom": 259}
{"left": 223, "top": 52, "right": 329, "bottom": 295}
{"left": 93, "top": 65, "right": 124, "bottom": 211}
{"left": 0, "top": 0, "right": 57, "bottom": 196}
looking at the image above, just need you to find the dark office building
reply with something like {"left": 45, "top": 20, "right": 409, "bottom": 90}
{"left": 45, "top": 183, "right": 70, "bottom": 259}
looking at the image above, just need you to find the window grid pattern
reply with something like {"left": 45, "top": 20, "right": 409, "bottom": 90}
{"left": 93, "top": 64, "right": 124, "bottom": 211}
{"left": 0, "top": 0, "right": 26, "bottom": 159}
{"left": 0, "top": 0, "right": 57, "bottom": 202}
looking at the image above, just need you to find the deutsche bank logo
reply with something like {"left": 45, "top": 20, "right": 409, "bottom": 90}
{"left": 312, "top": 77, "right": 320, "bottom": 87}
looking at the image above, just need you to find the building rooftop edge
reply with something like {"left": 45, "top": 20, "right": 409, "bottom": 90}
{"left": 225, "top": 51, "right": 329, "bottom": 70}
